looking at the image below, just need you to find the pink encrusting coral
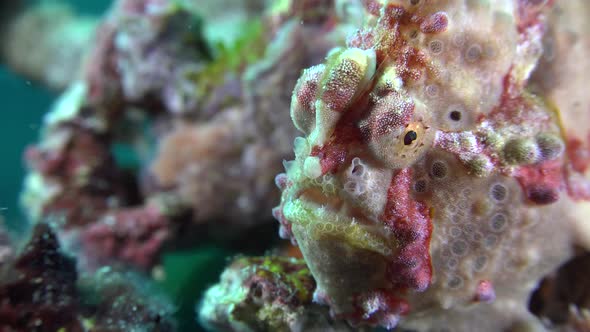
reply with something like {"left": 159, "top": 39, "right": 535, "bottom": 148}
{"left": 80, "top": 205, "right": 170, "bottom": 269}
{"left": 274, "top": 0, "right": 590, "bottom": 330}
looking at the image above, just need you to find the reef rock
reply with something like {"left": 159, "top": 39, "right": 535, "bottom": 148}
{"left": 199, "top": 256, "right": 360, "bottom": 332}
{"left": 20, "top": 0, "right": 352, "bottom": 269}
{"left": 0, "top": 223, "right": 176, "bottom": 331}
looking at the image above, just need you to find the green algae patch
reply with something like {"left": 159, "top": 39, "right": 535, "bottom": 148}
{"left": 188, "top": 19, "right": 267, "bottom": 104}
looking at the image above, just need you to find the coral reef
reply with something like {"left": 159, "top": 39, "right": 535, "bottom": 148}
{"left": 77, "top": 267, "right": 176, "bottom": 332}
{"left": 5, "top": 0, "right": 590, "bottom": 331}
{"left": 0, "top": 223, "right": 81, "bottom": 331}
{"left": 0, "top": 222, "right": 175, "bottom": 331}
{"left": 273, "top": 0, "right": 590, "bottom": 330}
{"left": 199, "top": 256, "right": 360, "bottom": 332}
{"left": 20, "top": 0, "right": 353, "bottom": 269}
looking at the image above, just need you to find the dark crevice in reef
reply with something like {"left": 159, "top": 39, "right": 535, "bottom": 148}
{"left": 529, "top": 250, "right": 590, "bottom": 325}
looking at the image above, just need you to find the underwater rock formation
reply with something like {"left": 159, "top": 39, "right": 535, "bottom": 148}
{"left": 9, "top": 0, "right": 590, "bottom": 330}
{"left": 199, "top": 256, "right": 360, "bottom": 332}
{"left": 20, "top": 0, "right": 353, "bottom": 269}
{"left": 0, "top": 223, "right": 175, "bottom": 331}
{"left": 144, "top": 0, "right": 350, "bottom": 224}
{"left": 0, "top": 223, "right": 81, "bottom": 331}
{"left": 273, "top": 0, "right": 590, "bottom": 330}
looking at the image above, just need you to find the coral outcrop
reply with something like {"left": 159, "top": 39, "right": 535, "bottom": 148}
{"left": 199, "top": 256, "right": 359, "bottom": 332}
{"left": 20, "top": 0, "right": 353, "bottom": 269}
{"left": 273, "top": 0, "right": 590, "bottom": 330}
{"left": 0, "top": 223, "right": 81, "bottom": 331}
{"left": 0, "top": 223, "right": 176, "bottom": 331}
{"left": 7, "top": 0, "right": 590, "bottom": 331}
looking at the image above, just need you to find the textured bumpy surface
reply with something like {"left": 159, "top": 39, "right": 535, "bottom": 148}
{"left": 6, "top": 0, "right": 590, "bottom": 331}
{"left": 274, "top": 0, "right": 590, "bottom": 330}
{"left": 199, "top": 256, "right": 361, "bottom": 332}
{"left": 19, "top": 0, "right": 350, "bottom": 269}
{"left": 0, "top": 223, "right": 176, "bottom": 331}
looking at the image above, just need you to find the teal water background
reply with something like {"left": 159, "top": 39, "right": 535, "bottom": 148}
{"left": 0, "top": 1, "right": 111, "bottom": 230}
{"left": 0, "top": 70, "right": 50, "bottom": 230}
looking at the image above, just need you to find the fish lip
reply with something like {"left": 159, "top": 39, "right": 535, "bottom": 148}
{"left": 287, "top": 187, "right": 396, "bottom": 257}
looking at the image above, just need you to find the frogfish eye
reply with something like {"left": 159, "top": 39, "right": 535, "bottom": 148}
{"left": 404, "top": 130, "right": 418, "bottom": 145}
